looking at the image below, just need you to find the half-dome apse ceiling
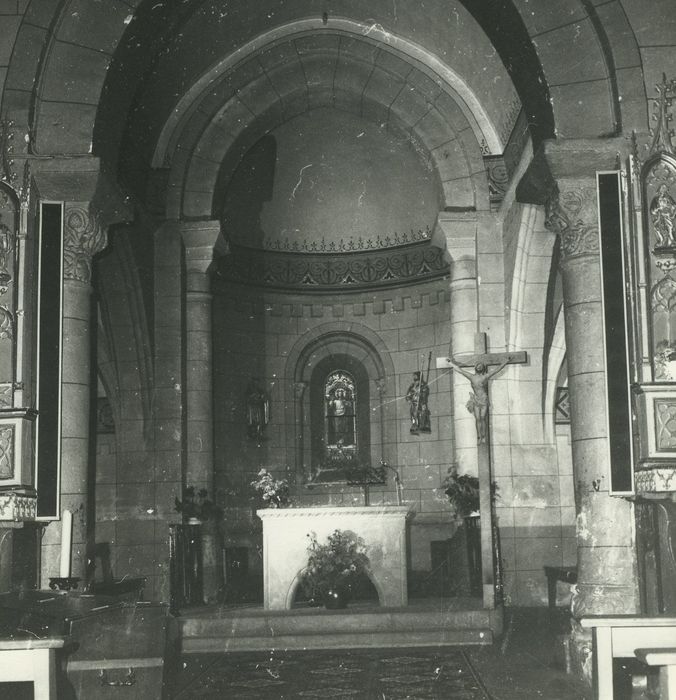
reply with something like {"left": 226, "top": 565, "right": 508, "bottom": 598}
{"left": 222, "top": 108, "right": 441, "bottom": 251}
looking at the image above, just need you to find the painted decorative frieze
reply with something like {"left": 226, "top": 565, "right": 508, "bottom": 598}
{"left": 256, "top": 227, "right": 431, "bottom": 254}
{"left": 217, "top": 240, "right": 449, "bottom": 291}
{"left": 63, "top": 205, "right": 107, "bottom": 283}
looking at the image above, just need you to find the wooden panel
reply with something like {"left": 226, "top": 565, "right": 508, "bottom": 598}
{"left": 597, "top": 172, "right": 634, "bottom": 494}
{"left": 36, "top": 203, "right": 63, "bottom": 518}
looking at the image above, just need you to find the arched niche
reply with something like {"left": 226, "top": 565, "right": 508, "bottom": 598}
{"left": 286, "top": 322, "right": 396, "bottom": 485}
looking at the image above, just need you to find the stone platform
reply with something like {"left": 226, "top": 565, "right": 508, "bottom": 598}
{"left": 179, "top": 597, "right": 502, "bottom": 653}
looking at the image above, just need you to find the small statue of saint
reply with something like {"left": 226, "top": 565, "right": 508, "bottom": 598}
{"left": 405, "top": 371, "right": 431, "bottom": 435}
{"left": 246, "top": 378, "right": 270, "bottom": 441}
{"left": 326, "top": 386, "right": 355, "bottom": 447}
{"left": 651, "top": 183, "right": 676, "bottom": 248}
{"left": 447, "top": 359, "right": 509, "bottom": 443}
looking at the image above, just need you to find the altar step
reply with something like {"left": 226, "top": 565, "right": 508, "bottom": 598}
{"left": 179, "top": 598, "right": 501, "bottom": 653}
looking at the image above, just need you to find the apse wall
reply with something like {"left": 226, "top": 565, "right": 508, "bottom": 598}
{"left": 212, "top": 278, "right": 458, "bottom": 589}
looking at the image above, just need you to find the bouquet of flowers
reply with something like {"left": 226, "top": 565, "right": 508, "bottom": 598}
{"left": 300, "top": 529, "right": 369, "bottom": 601}
{"left": 174, "top": 486, "right": 221, "bottom": 522}
{"left": 250, "top": 468, "right": 290, "bottom": 508}
{"left": 441, "top": 466, "right": 498, "bottom": 518}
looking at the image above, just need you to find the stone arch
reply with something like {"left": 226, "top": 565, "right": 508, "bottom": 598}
{"left": 153, "top": 18, "right": 505, "bottom": 168}
{"left": 502, "top": 0, "right": 645, "bottom": 138}
{"left": 165, "top": 29, "right": 491, "bottom": 219}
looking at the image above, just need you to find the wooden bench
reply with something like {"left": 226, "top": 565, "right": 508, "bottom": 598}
{"left": 580, "top": 616, "right": 676, "bottom": 699}
{"left": 635, "top": 648, "right": 676, "bottom": 699}
{"left": 0, "top": 637, "right": 66, "bottom": 699}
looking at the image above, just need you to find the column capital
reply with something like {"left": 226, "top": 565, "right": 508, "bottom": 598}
{"left": 544, "top": 181, "right": 600, "bottom": 260}
{"left": 63, "top": 203, "right": 108, "bottom": 284}
{"left": 181, "top": 220, "right": 228, "bottom": 275}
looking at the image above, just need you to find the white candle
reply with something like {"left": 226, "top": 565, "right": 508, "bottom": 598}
{"left": 59, "top": 509, "right": 73, "bottom": 577}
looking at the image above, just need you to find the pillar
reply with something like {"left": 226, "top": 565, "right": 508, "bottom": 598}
{"left": 41, "top": 203, "right": 107, "bottom": 583}
{"left": 436, "top": 212, "right": 479, "bottom": 474}
{"left": 543, "top": 143, "right": 640, "bottom": 679}
{"left": 181, "top": 220, "right": 227, "bottom": 603}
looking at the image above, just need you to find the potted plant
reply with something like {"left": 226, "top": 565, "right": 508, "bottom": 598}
{"left": 250, "top": 468, "right": 290, "bottom": 508}
{"left": 441, "top": 468, "right": 481, "bottom": 519}
{"left": 299, "top": 529, "right": 369, "bottom": 609}
{"left": 440, "top": 467, "right": 499, "bottom": 597}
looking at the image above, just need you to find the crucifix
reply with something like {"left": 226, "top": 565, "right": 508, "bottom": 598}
{"left": 436, "top": 331, "right": 527, "bottom": 605}
{"left": 437, "top": 332, "right": 528, "bottom": 445}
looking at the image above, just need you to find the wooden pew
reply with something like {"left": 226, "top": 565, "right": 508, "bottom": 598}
{"left": 635, "top": 648, "right": 676, "bottom": 699}
{"left": 580, "top": 616, "right": 676, "bottom": 699}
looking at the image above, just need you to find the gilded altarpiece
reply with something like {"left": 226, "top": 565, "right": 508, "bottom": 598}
{"left": 0, "top": 119, "right": 37, "bottom": 522}
{"left": 630, "top": 77, "right": 676, "bottom": 473}
{"left": 628, "top": 75, "right": 676, "bottom": 614}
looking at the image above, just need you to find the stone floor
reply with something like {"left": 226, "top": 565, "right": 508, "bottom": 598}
{"left": 170, "top": 608, "right": 596, "bottom": 699}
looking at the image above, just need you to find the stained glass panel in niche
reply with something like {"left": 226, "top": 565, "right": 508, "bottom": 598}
{"left": 646, "top": 157, "right": 676, "bottom": 380}
{"left": 324, "top": 370, "right": 357, "bottom": 463}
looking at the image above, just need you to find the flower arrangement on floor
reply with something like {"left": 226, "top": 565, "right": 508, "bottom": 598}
{"left": 300, "top": 529, "right": 369, "bottom": 607}
{"left": 250, "top": 468, "right": 290, "bottom": 508}
{"left": 174, "top": 486, "right": 221, "bottom": 523}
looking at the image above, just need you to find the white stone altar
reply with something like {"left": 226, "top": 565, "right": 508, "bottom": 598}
{"left": 257, "top": 505, "right": 415, "bottom": 609}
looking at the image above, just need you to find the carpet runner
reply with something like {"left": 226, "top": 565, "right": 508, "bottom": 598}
{"left": 172, "top": 647, "right": 493, "bottom": 699}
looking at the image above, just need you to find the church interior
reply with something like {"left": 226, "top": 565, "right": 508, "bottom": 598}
{"left": 0, "top": 0, "right": 675, "bottom": 697}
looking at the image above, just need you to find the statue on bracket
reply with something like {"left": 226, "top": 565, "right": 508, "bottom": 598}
{"left": 405, "top": 370, "right": 431, "bottom": 435}
{"left": 245, "top": 378, "right": 270, "bottom": 441}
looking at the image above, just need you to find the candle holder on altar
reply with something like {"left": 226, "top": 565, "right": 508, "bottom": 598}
{"left": 49, "top": 576, "right": 81, "bottom": 591}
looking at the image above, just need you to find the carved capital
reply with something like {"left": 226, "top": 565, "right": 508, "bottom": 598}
{"left": 570, "top": 582, "right": 637, "bottom": 618}
{"left": 293, "top": 381, "right": 308, "bottom": 399}
{"left": 63, "top": 204, "right": 107, "bottom": 283}
{"left": 545, "top": 184, "right": 599, "bottom": 260}
{"left": 0, "top": 491, "right": 36, "bottom": 521}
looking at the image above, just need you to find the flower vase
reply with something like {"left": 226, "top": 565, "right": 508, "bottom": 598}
{"left": 324, "top": 587, "right": 350, "bottom": 609}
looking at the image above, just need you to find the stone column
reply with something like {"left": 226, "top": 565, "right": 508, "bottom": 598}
{"left": 41, "top": 203, "right": 107, "bottom": 583}
{"left": 543, "top": 149, "right": 640, "bottom": 678}
{"left": 436, "top": 212, "right": 479, "bottom": 474}
{"left": 181, "top": 220, "right": 227, "bottom": 603}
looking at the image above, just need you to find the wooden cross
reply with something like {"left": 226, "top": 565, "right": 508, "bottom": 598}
{"left": 436, "top": 332, "right": 527, "bottom": 607}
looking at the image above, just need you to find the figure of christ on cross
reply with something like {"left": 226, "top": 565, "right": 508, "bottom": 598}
{"left": 438, "top": 332, "right": 528, "bottom": 445}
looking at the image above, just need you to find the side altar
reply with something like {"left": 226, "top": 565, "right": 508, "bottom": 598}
{"left": 257, "top": 505, "right": 415, "bottom": 609}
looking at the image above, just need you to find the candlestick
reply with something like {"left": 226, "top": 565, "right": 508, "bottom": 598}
{"left": 59, "top": 509, "right": 73, "bottom": 578}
